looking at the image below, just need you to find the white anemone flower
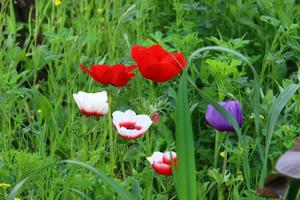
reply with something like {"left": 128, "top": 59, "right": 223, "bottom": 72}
{"left": 73, "top": 91, "right": 108, "bottom": 117}
{"left": 112, "top": 109, "right": 152, "bottom": 139}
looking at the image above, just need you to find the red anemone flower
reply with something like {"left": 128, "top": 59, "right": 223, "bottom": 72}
{"left": 131, "top": 44, "right": 187, "bottom": 82}
{"left": 80, "top": 64, "right": 136, "bottom": 87}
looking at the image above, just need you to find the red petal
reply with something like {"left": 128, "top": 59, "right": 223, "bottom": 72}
{"left": 160, "top": 52, "right": 187, "bottom": 72}
{"left": 163, "top": 153, "right": 177, "bottom": 166}
{"left": 131, "top": 45, "right": 157, "bottom": 68}
{"left": 139, "top": 63, "right": 179, "bottom": 82}
{"left": 80, "top": 65, "right": 93, "bottom": 76}
{"left": 131, "top": 44, "right": 170, "bottom": 66}
{"left": 172, "top": 52, "right": 187, "bottom": 69}
{"left": 90, "top": 65, "right": 112, "bottom": 84}
{"left": 80, "top": 64, "right": 135, "bottom": 87}
{"left": 111, "top": 64, "right": 126, "bottom": 80}
{"left": 80, "top": 109, "right": 104, "bottom": 117}
{"left": 152, "top": 162, "right": 172, "bottom": 176}
{"left": 147, "top": 44, "right": 169, "bottom": 61}
{"left": 80, "top": 64, "right": 111, "bottom": 84}
{"left": 111, "top": 64, "right": 135, "bottom": 87}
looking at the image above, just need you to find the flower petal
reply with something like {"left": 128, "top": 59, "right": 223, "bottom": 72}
{"left": 276, "top": 150, "right": 300, "bottom": 179}
{"left": 147, "top": 44, "right": 169, "bottom": 61}
{"left": 73, "top": 91, "right": 109, "bottom": 117}
{"left": 205, "top": 101, "right": 243, "bottom": 132}
{"left": 162, "top": 151, "right": 177, "bottom": 166}
{"left": 80, "top": 64, "right": 135, "bottom": 87}
{"left": 112, "top": 111, "right": 124, "bottom": 128}
{"left": 160, "top": 52, "right": 187, "bottom": 72}
{"left": 152, "top": 162, "right": 172, "bottom": 176}
{"left": 131, "top": 45, "right": 169, "bottom": 67}
{"left": 111, "top": 65, "right": 136, "bottom": 87}
{"left": 117, "top": 127, "right": 144, "bottom": 140}
{"left": 139, "top": 63, "right": 179, "bottom": 82}
{"left": 135, "top": 114, "right": 152, "bottom": 133}
{"left": 146, "top": 152, "right": 164, "bottom": 164}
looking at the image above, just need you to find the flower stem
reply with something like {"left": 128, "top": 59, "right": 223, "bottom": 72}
{"left": 108, "top": 95, "right": 115, "bottom": 174}
{"left": 214, "top": 131, "right": 220, "bottom": 168}
{"left": 287, "top": 179, "right": 300, "bottom": 200}
{"left": 222, "top": 135, "right": 229, "bottom": 173}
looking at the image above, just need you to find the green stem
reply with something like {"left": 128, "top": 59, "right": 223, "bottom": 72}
{"left": 146, "top": 81, "right": 155, "bottom": 154}
{"left": 287, "top": 180, "right": 300, "bottom": 200}
{"left": 214, "top": 131, "right": 220, "bottom": 168}
{"left": 222, "top": 135, "right": 229, "bottom": 174}
{"left": 108, "top": 95, "right": 115, "bottom": 174}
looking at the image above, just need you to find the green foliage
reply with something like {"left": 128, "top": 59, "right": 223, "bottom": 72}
{"left": 1, "top": 0, "right": 300, "bottom": 199}
{"left": 174, "top": 72, "right": 196, "bottom": 200}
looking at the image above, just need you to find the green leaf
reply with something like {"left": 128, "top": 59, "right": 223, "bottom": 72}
{"left": 70, "top": 188, "right": 92, "bottom": 200}
{"left": 174, "top": 72, "right": 197, "bottom": 200}
{"left": 188, "top": 45, "right": 260, "bottom": 140}
{"left": 188, "top": 46, "right": 257, "bottom": 189}
{"left": 61, "top": 160, "right": 136, "bottom": 200}
{"left": 8, "top": 177, "right": 29, "bottom": 200}
{"left": 8, "top": 160, "right": 135, "bottom": 200}
{"left": 261, "top": 84, "right": 300, "bottom": 185}
{"left": 260, "top": 15, "right": 281, "bottom": 27}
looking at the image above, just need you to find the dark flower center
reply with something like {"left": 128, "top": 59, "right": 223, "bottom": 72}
{"left": 119, "top": 122, "right": 142, "bottom": 130}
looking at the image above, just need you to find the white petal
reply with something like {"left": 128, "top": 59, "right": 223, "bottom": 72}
{"left": 100, "top": 102, "right": 109, "bottom": 115}
{"left": 117, "top": 127, "right": 141, "bottom": 138}
{"left": 73, "top": 93, "right": 85, "bottom": 109}
{"left": 112, "top": 110, "right": 137, "bottom": 127}
{"left": 73, "top": 91, "right": 108, "bottom": 114}
{"left": 112, "top": 110, "right": 152, "bottom": 138}
{"left": 146, "top": 152, "right": 163, "bottom": 164}
{"left": 135, "top": 115, "right": 152, "bottom": 133}
{"left": 123, "top": 110, "right": 137, "bottom": 122}
{"left": 89, "top": 91, "right": 107, "bottom": 106}
{"left": 112, "top": 111, "right": 124, "bottom": 128}
{"left": 163, "top": 151, "right": 177, "bottom": 160}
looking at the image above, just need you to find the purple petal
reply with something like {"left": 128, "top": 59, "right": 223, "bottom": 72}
{"left": 205, "top": 100, "right": 243, "bottom": 132}
{"left": 276, "top": 150, "right": 300, "bottom": 179}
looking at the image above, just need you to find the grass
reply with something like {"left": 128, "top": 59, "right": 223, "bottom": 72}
{"left": 1, "top": 0, "right": 300, "bottom": 199}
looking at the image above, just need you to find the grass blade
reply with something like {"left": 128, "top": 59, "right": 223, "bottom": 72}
{"left": 260, "top": 84, "right": 300, "bottom": 186}
{"left": 70, "top": 188, "right": 92, "bottom": 200}
{"left": 188, "top": 45, "right": 261, "bottom": 138}
{"left": 187, "top": 45, "right": 260, "bottom": 189}
{"left": 186, "top": 73, "right": 251, "bottom": 189}
{"left": 8, "top": 177, "right": 29, "bottom": 200}
{"left": 61, "top": 160, "right": 136, "bottom": 200}
{"left": 174, "top": 71, "right": 197, "bottom": 200}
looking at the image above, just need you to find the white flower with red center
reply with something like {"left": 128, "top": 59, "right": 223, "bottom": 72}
{"left": 73, "top": 91, "right": 109, "bottom": 117}
{"left": 112, "top": 110, "right": 152, "bottom": 140}
{"left": 147, "top": 151, "right": 177, "bottom": 176}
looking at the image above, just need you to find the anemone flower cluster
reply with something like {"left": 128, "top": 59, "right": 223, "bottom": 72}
{"left": 72, "top": 43, "right": 245, "bottom": 177}
{"left": 80, "top": 44, "right": 187, "bottom": 86}
{"left": 71, "top": 44, "right": 186, "bottom": 176}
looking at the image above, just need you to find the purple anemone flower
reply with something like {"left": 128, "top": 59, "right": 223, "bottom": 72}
{"left": 205, "top": 100, "right": 243, "bottom": 132}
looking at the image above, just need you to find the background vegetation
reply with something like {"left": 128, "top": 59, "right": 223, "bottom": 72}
{"left": 1, "top": 0, "right": 300, "bottom": 199}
